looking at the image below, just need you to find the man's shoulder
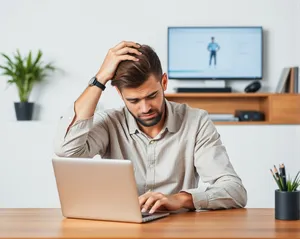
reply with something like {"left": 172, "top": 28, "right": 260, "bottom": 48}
{"left": 167, "top": 101, "right": 212, "bottom": 134}
{"left": 168, "top": 100, "right": 208, "bottom": 119}
{"left": 94, "top": 106, "right": 126, "bottom": 122}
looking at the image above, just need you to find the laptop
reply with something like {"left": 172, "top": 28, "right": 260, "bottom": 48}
{"left": 52, "top": 157, "right": 170, "bottom": 223}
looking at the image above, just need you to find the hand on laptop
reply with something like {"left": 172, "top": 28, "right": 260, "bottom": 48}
{"left": 139, "top": 191, "right": 194, "bottom": 214}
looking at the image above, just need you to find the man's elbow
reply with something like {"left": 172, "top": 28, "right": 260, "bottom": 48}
{"left": 232, "top": 184, "right": 248, "bottom": 208}
{"left": 54, "top": 147, "right": 72, "bottom": 158}
{"left": 53, "top": 142, "right": 89, "bottom": 158}
{"left": 239, "top": 190, "right": 247, "bottom": 208}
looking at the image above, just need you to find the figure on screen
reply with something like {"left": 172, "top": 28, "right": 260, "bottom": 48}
{"left": 207, "top": 37, "right": 220, "bottom": 67}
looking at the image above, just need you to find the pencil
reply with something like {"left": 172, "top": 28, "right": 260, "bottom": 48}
{"left": 273, "top": 165, "right": 283, "bottom": 190}
{"left": 270, "top": 169, "right": 283, "bottom": 191}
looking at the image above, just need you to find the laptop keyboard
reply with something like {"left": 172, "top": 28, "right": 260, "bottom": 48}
{"left": 141, "top": 212, "right": 152, "bottom": 218}
{"left": 141, "top": 212, "right": 169, "bottom": 222}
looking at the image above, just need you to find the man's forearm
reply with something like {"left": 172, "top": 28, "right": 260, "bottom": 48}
{"left": 204, "top": 176, "right": 247, "bottom": 209}
{"left": 73, "top": 75, "right": 107, "bottom": 122}
{"left": 182, "top": 176, "right": 247, "bottom": 210}
{"left": 74, "top": 86, "right": 102, "bottom": 120}
{"left": 204, "top": 178, "right": 247, "bottom": 209}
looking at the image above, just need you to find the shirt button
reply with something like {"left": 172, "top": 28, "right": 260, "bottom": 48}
{"left": 149, "top": 140, "right": 155, "bottom": 144}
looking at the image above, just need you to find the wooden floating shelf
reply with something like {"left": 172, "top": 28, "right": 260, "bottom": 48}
{"left": 165, "top": 93, "right": 300, "bottom": 125}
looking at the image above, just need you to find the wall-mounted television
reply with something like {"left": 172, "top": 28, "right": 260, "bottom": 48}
{"left": 167, "top": 26, "right": 263, "bottom": 80}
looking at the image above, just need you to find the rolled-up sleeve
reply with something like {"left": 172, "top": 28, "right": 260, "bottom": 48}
{"left": 183, "top": 111, "right": 247, "bottom": 210}
{"left": 53, "top": 104, "right": 109, "bottom": 158}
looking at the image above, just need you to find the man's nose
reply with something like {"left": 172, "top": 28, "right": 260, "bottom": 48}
{"left": 140, "top": 100, "right": 151, "bottom": 113}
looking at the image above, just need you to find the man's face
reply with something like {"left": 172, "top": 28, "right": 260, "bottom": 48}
{"left": 120, "top": 74, "right": 168, "bottom": 127}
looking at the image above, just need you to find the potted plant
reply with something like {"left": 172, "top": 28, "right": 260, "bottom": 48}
{"left": 0, "top": 49, "right": 56, "bottom": 120}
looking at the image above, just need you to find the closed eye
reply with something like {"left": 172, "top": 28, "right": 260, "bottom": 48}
{"left": 147, "top": 93, "right": 157, "bottom": 99}
{"left": 126, "top": 91, "right": 158, "bottom": 104}
{"left": 128, "top": 99, "right": 139, "bottom": 104}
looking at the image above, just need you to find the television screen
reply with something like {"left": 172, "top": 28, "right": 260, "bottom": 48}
{"left": 168, "top": 26, "right": 263, "bottom": 80}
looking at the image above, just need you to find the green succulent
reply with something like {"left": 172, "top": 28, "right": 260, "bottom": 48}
{"left": 0, "top": 49, "right": 56, "bottom": 102}
{"left": 286, "top": 171, "right": 300, "bottom": 192}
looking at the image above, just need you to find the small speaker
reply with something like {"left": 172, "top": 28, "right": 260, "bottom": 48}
{"left": 235, "top": 110, "right": 265, "bottom": 121}
{"left": 244, "top": 81, "right": 261, "bottom": 93}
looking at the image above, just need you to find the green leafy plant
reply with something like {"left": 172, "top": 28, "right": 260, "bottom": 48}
{"left": 0, "top": 49, "right": 56, "bottom": 102}
{"left": 286, "top": 171, "right": 300, "bottom": 192}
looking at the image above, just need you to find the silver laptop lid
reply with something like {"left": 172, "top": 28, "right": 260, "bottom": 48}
{"left": 52, "top": 157, "right": 144, "bottom": 223}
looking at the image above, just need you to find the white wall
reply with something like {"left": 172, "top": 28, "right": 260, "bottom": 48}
{"left": 0, "top": 0, "right": 299, "bottom": 208}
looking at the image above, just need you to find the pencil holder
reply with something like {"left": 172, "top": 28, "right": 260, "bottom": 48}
{"left": 275, "top": 190, "right": 300, "bottom": 220}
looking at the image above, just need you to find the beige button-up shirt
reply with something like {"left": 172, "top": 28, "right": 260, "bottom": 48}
{"left": 54, "top": 100, "right": 247, "bottom": 210}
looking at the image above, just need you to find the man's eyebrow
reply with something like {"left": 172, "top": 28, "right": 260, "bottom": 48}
{"left": 126, "top": 91, "right": 158, "bottom": 101}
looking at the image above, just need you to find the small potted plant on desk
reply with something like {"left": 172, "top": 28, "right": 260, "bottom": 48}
{"left": 270, "top": 164, "right": 300, "bottom": 220}
{"left": 0, "top": 49, "right": 56, "bottom": 120}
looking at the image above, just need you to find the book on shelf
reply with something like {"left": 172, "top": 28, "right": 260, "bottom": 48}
{"left": 211, "top": 117, "right": 239, "bottom": 122}
{"left": 292, "top": 67, "right": 299, "bottom": 93}
{"left": 209, "top": 114, "right": 239, "bottom": 122}
{"left": 209, "top": 113, "right": 234, "bottom": 118}
{"left": 276, "top": 66, "right": 299, "bottom": 93}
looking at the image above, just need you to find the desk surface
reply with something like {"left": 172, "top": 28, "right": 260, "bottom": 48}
{"left": 0, "top": 208, "right": 299, "bottom": 239}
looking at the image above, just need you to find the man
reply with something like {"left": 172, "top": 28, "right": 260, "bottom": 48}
{"left": 54, "top": 41, "right": 247, "bottom": 214}
{"left": 207, "top": 37, "right": 220, "bottom": 66}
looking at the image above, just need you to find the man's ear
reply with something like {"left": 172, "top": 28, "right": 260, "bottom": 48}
{"left": 161, "top": 73, "right": 168, "bottom": 91}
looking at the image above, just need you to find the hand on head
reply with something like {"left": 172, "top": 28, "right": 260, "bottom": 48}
{"left": 95, "top": 41, "right": 142, "bottom": 84}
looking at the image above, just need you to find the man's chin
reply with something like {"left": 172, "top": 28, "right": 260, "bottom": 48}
{"left": 137, "top": 116, "right": 161, "bottom": 127}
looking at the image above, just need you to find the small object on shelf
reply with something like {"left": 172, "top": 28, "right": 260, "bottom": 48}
{"left": 235, "top": 110, "right": 265, "bottom": 121}
{"left": 244, "top": 81, "right": 261, "bottom": 93}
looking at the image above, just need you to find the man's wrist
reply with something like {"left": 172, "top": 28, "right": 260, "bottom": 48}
{"left": 95, "top": 74, "right": 109, "bottom": 85}
{"left": 175, "top": 192, "right": 195, "bottom": 209}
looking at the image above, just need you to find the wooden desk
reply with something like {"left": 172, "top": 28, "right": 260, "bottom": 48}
{"left": 0, "top": 208, "right": 299, "bottom": 239}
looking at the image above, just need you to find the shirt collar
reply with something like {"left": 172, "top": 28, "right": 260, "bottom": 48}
{"left": 125, "top": 99, "right": 179, "bottom": 135}
{"left": 163, "top": 99, "right": 178, "bottom": 133}
{"left": 125, "top": 107, "right": 140, "bottom": 135}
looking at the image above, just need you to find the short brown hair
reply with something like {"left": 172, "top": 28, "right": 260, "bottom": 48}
{"left": 111, "top": 45, "right": 163, "bottom": 90}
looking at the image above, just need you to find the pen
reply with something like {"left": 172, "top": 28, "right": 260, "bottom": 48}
{"left": 270, "top": 169, "right": 283, "bottom": 191}
{"left": 279, "top": 166, "right": 284, "bottom": 190}
{"left": 280, "top": 163, "right": 287, "bottom": 191}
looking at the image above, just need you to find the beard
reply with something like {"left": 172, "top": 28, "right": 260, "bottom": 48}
{"left": 127, "top": 102, "right": 165, "bottom": 127}
{"left": 136, "top": 110, "right": 163, "bottom": 127}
